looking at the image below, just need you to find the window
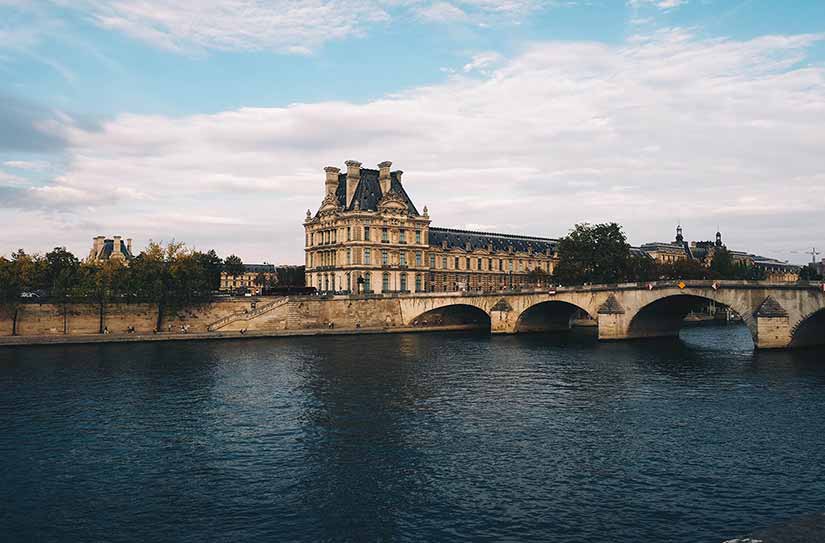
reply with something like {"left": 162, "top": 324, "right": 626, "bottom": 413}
{"left": 416, "top": 251, "right": 422, "bottom": 267}
{"left": 347, "top": 227, "right": 351, "bottom": 241}
{"left": 488, "top": 258, "right": 493, "bottom": 271}
{"left": 347, "top": 248, "right": 352, "bottom": 265}
{"left": 499, "top": 259, "right": 504, "bottom": 271}
{"left": 465, "top": 257, "right": 470, "bottom": 269}
{"left": 382, "top": 272, "right": 390, "bottom": 292}
{"left": 509, "top": 259, "right": 514, "bottom": 271}
{"left": 399, "top": 230, "right": 406, "bottom": 243}
{"left": 478, "top": 258, "right": 482, "bottom": 270}
{"left": 382, "top": 228, "right": 389, "bottom": 242}
{"left": 454, "top": 257, "right": 460, "bottom": 269}
{"left": 415, "top": 230, "right": 421, "bottom": 244}
{"left": 400, "top": 273, "right": 407, "bottom": 291}
{"left": 415, "top": 274, "right": 422, "bottom": 292}
{"left": 430, "top": 253, "right": 436, "bottom": 268}
{"left": 364, "top": 248, "right": 371, "bottom": 265}
{"left": 382, "top": 250, "right": 389, "bottom": 265}
{"left": 442, "top": 256, "right": 448, "bottom": 269}
{"left": 346, "top": 272, "right": 351, "bottom": 291}
{"left": 364, "top": 226, "right": 371, "bottom": 241}
{"left": 364, "top": 272, "right": 371, "bottom": 292}
{"left": 400, "top": 252, "right": 407, "bottom": 266}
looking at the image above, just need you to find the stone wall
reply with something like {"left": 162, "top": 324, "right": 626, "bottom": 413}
{"left": 0, "top": 298, "right": 287, "bottom": 337}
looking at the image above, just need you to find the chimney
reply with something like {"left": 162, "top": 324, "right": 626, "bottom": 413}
{"left": 92, "top": 236, "right": 104, "bottom": 259}
{"left": 113, "top": 235, "right": 122, "bottom": 256}
{"left": 126, "top": 238, "right": 133, "bottom": 254}
{"left": 324, "top": 166, "right": 340, "bottom": 197}
{"left": 378, "top": 161, "right": 392, "bottom": 195}
{"left": 345, "top": 160, "right": 361, "bottom": 208}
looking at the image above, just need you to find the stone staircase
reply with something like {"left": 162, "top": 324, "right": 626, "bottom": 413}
{"left": 207, "top": 297, "right": 289, "bottom": 332}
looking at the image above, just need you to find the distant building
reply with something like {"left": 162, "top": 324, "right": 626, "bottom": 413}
{"left": 220, "top": 264, "right": 277, "bottom": 295}
{"left": 817, "top": 259, "right": 825, "bottom": 277}
{"left": 639, "top": 226, "right": 799, "bottom": 281}
{"left": 88, "top": 235, "right": 134, "bottom": 264}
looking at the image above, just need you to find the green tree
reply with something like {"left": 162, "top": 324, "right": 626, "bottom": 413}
{"left": 526, "top": 267, "right": 549, "bottom": 287}
{"left": 0, "top": 250, "right": 39, "bottom": 335}
{"left": 223, "top": 254, "right": 245, "bottom": 277}
{"left": 554, "top": 223, "right": 631, "bottom": 286}
{"left": 42, "top": 247, "right": 80, "bottom": 334}
{"left": 194, "top": 249, "right": 223, "bottom": 291}
{"left": 799, "top": 264, "right": 823, "bottom": 281}
{"left": 77, "top": 260, "right": 128, "bottom": 333}
{"left": 658, "top": 258, "right": 710, "bottom": 280}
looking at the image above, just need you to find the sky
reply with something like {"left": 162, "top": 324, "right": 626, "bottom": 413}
{"left": 1, "top": 0, "right": 823, "bottom": 265}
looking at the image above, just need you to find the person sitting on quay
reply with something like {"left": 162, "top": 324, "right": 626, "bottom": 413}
{"left": 102, "top": 326, "right": 110, "bottom": 335}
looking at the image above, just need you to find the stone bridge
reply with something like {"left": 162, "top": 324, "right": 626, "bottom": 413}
{"left": 392, "top": 280, "right": 825, "bottom": 349}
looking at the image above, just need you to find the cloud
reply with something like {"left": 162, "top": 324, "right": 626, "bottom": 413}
{"left": 59, "top": 0, "right": 544, "bottom": 54}
{"left": 2, "top": 29, "right": 824, "bottom": 264}
{"left": 628, "top": 0, "right": 686, "bottom": 10}
{"left": 3, "top": 160, "right": 49, "bottom": 170}
{"left": 0, "top": 93, "right": 68, "bottom": 152}
{"left": 416, "top": 2, "right": 468, "bottom": 22}
{"left": 462, "top": 51, "right": 503, "bottom": 73}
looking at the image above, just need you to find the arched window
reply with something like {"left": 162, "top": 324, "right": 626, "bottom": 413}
{"left": 400, "top": 273, "right": 407, "bottom": 292}
{"left": 382, "top": 272, "right": 390, "bottom": 293}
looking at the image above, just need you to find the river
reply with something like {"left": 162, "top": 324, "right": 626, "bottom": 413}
{"left": 2, "top": 326, "right": 824, "bottom": 542}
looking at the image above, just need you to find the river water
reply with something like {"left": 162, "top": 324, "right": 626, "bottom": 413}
{"left": 2, "top": 326, "right": 824, "bottom": 542}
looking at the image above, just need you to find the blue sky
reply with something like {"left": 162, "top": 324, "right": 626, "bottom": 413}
{"left": 1, "top": 0, "right": 824, "bottom": 264}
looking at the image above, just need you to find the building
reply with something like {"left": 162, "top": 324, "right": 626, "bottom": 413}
{"left": 304, "top": 160, "right": 558, "bottom": 294}
{"left": 220, "top": 264, "right": 276, "bottom": 295}
{"left": 87, "top": 235, "right": 134, "bottom": 264}
{"left": 220, "top": 264, "right": 278, "bottom": 295}
{"left": 639, "top": 226, "right": 799, "bottom": 281}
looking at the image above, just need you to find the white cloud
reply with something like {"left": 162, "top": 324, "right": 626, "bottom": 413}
{"left": 3, "top": 29, "right": 824, "bottom": 264}
{"left": 3, "top": 160, "right": 49, "bottom": 170}
{"left": 416, "top": 2, "right": 468, "bottom": 22}
{"left": 628, "top": 0, "right": 686, "bottom": 10}
{"left": 462, "top": 51, "right": 503, "bottom": 73}
{"left": 57, "top": 0, "right": 545, "bottom": 54}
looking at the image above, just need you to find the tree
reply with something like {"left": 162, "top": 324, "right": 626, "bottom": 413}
{"left": 77, "top": 259, "right": 128, "bottom": 333}
{"left": 526, "top": 267, "right": 549, "bottom": 287}
{"left": 223, "top": 254, "right": 245, "bottom": 277}
{"left": 658, "top": 258, "right": 710, "bottom": 280}
{"left": 194, "top": 249, "right": 223, "bottom": 291}
{"left": 0, "top": 257, "right": 22, "bottom": 336}
{"left": 799, "top": 264, "right": 823, "bottom": 281}
{"left": 41, "top": 247, "right": 80, "bottom": 333}
{"left": 554, "top": 223, "right": 631, "bottom": 286}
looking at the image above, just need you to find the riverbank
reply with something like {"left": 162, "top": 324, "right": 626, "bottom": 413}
{"left": 0, "top": 324, "right": 480, "bottom": 347}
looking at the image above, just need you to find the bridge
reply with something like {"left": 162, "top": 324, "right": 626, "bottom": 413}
{"left": 362, "top": 280, "right": 825, "bottom": 350}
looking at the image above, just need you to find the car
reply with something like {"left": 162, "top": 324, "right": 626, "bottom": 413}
{"left": 20, "top": 292, "right": 40, "bottom": 299}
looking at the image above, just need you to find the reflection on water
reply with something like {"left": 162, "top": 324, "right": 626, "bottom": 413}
{"left": 1, "top": 325, "right": 825, "bottom": 543}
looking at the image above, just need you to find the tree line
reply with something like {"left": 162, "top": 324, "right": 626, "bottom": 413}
{"left": 546, "top": 223, "right": 769, "bottom": 286}
{"left": 0, "top": 241, "right": 296, "bottom": 335}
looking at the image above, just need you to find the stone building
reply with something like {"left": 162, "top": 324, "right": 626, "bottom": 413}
{"left": 220, "top": 264, "right": 277, "bottom": 295}
{"left": 304, "top": 160, "right": 558, "bottom": 294}
{"left": 87, "top": 235, "right": 134, "bottom": 264}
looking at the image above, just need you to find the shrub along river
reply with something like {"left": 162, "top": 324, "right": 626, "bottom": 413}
{"left": 1, "top": 325, "right": 824, "bottom": 542}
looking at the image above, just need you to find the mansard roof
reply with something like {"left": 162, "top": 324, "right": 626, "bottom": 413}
{"left": 428, "top": 227, "right": 558, "bottom": 254}
{"left": 98, "top": 239, "right": 133, "bottom": 260}
{"left": 335, "top": 168, "right": 419, "bottom": 215}
{"left": 243, "top": 264, "right": 276, "bottom": 273}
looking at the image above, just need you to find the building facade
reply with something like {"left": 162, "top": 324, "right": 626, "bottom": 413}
{"left": 304, "top": 161, "right": 558, "bottom": 294}
{"left": 220, "top": 264, "right": 278, "bottom": 295}
{"left": 87, "top": 235, "right": 134, "bottom": 264}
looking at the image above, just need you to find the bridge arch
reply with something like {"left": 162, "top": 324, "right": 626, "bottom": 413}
{"left": 627, "top": 293, "right": 755, "bottom": 345}
{"left": 408, "top": 303, "right": 491, "bottom": 332}
{"left": 516, "top": 300, "right": 595, "bottom": 333}
{"left": 790, "top": 308, "right": 825, "bottom": 349}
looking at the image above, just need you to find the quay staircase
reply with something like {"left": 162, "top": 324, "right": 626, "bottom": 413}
{"left": 207, "top": 297, "right": 289, "bottom": 332}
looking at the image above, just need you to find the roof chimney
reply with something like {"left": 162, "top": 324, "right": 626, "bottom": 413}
{"left": 113, "top": 236, "right": 122, "bottom": 257}
{"left": 324, "top": 166, "right": 340, "bottom": 197}
{"left": 378, "top": 161, "right": 392, "bottom": 195}
{"left": 345, "top": 160, "right": 361, "bottom": 209}
{"left": 126, "top": 238, "right": 133, "bottom": 254}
